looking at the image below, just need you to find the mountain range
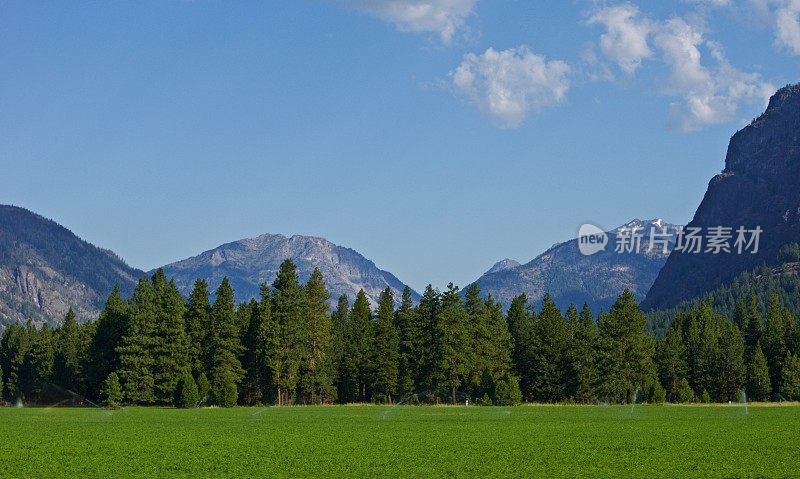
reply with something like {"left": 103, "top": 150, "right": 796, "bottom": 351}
{"left": 2, "top": 84, "right": 797, "bottom": 327}
{"left": 0, "top": 206, "right": 680, "bottom": 326}
{"left": 157, "top": 234, "right": 419, "bottom": 307}
{"left": 0, "top": 206, "right": 419, "bottom": 326}
{"left": 470, "top": 219, "right": 681, "bottom": 312}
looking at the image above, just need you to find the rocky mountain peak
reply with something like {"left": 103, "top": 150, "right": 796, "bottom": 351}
{"left": 158, "top": 233, "right": 418, "bottom": 307}
{"left": 485, "top": 258, "right": 521, "bottom": 275}
{"left": 725, "top": 83, "right": 800, "bottom": 177}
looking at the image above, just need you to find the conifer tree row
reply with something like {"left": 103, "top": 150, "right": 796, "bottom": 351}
{"left": 2, "top": 261, "right": 800, "bottom": 406}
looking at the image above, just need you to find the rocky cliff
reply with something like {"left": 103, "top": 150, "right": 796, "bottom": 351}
{"left": 643, "top": 83, "right": 800, "bottom": 310}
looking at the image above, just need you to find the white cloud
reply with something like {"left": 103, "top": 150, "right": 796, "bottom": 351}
{"left": 654, "top": 18, "right": 774, "bottom": 131}
{"left": 588, "top": 4, "right": 653, "bottom": 75}
{"left": 348, "top": 0, "right": 477, "bottom": 43}
{"left": 451, "top": 46, "right": 570, "bottom": 128}
{"left": 687, "top": 0, "right": 731, "bottom": 6}
{"left": 690, "top": 0, "right": 800, "bottom": 55}
{"left": 776, "top": 0, "right": 800, "bottom": 54}
{"left": 589, "top": 5, "right": 774, "bottom": 131}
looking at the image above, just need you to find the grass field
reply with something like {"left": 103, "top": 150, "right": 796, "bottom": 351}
{"left": 1, "top": 404, "right": 799, "bottom": 478}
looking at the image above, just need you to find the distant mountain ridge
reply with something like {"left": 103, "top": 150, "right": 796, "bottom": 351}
{"left": 485, "top": 259, "right": 521, "bottom": 275}
{"left": 471, "top": 219, "right": 681, "bottom": 312}
{"left": 0, "top": 205, "right": 143, "bottom": 326}
{"left": 644, "top": 83, "right": 800, "bottom": 310}
{"left": 157, "top": 233, "right": 420, "bottom": 306}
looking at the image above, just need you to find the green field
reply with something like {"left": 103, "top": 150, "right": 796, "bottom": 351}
{"left": 1, "top": 404, "right": 799, "bottom": 478}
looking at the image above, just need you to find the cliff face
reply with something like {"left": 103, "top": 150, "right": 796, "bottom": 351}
{"left": 158, "top": 233, "right": 419, "bottom": 307}
{"left": 643, "top": 83, "right": 800, "bottom": 310}
{"left": 0, "top": 205, "right": 143, "bottom": 326}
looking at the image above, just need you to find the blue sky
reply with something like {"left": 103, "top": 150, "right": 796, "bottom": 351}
{"left": 1, "top": 1, "right": 799, "bottom": 292}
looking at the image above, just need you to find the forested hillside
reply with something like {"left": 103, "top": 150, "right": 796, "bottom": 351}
{"left": 0, "top": 205, "right": 142, "bottom": 327}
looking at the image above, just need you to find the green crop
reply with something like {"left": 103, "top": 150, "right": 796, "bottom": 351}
{"left": 1, "top": 404, "right": 798, "bottom": 478}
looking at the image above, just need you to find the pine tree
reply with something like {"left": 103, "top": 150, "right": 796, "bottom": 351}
{"left": 117, "top": 277, "right": 156, "bottom": 404}
{"left": 780, "top": 353, "right": 800, "bottom": 401}
{"left": 733, "top": 297, "right": 747, "bottom": 332}
{"left": 597, "top": 290, "right": 655, "bottom": 403}
{"left": 173, "top": 372, "right": 199, "bottom": 408}
{"left": 151, "top": 270, "right": 191, "bottom": 403}
{"left": 644, "top": 378, "right": 666, "bottom": 404}
{"left": 216, "top": 375, "right": 239, "bottom": 408}
{"left": 682, "top": 310, "right": 701, "bottom": 396}
{"left": 743, "top": 291, "right": 762, "bottom": 359}
{"left": 271, "top": 259, "right": 307, "bottom": 405}
{"left": 236, "top": 300, "right": 257, "bottom": 339}
{"left": 506, "top": 294, "right": 535, "bottom": 401}
{"left": 763, "top": 291, "right": 792, "bottom": 396}
{"left": 693, "top": 303, "right": 723, "bottom": 399}
{"left": 18, "top": 321, "right": 38, "bottom": 398}
{"left": 494, "top": 375, "right": 522, "bottom": 406}
{"left": 675, "top": 378, "right": 694, "bottom": 403}
{"left": 240, "top": 299, "right": 264, "bottom": 405}
{"left": 409, "top": 285, "right": 439, "bottom": 394}
{"left": 186, "top": 279, "right": 211, "bottom": 378}
{"left": 101, "top": 372, "right": 122, "bottom": 408}
{"left": 86, "top": 285, "right": 128, "bottom": 399}
{"left": 1, "top": 323, "right": 31, "bottom": 400}
{"left": 372, "top": 288, "right": 399, "bottom": 403}
{"left": 208, "top": 277, "right": 244, "bottom": 407}
{"left": 716, "top": 320, "right": 745, "bottom": 402}
{"left": 53, "top": 308, "right": 82, "bottom": 393}
{"left": 484, "top": 296, "right": 513, "bottom": 387}
{"left": 301, "top": 269, "right": 336, "bottom": 404}
{"left": 464, "top": 283, "right": 489, "bottom": 395}
{"left": 436, "top": 283, "right": 471, "bottom": 404}
{"left": 29, "top": 324, "right": 55, "bottom": 386}
{"left": 655, "top": 324, "right": 687, "bottom": 401}
{"left": 196, "top": 372, "right": 211, "bottom": 403}
{"left": 331, "top": 294, "right": 350, "bottom": 403}
{"left": 345, "top": 289, "right": 374, "bottom": 402}
{"left": 394, "top": 287, "right": 415, "bottom": 398}
{"left": 569, "top": 304, "right": 599, "bottom": 403}
{"left": 530, "top": 294, "right": 568, "bottom": 402}
{"left": 565, "top": 304, "right": 579, "bottom": 340}
{"left": 746, "top": 343, "right": 771, "bottom": 401}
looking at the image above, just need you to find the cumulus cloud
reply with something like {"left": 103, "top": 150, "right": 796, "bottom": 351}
{"left": 684, "top": 0, "right": 800, "bottom": 55}
{"left": 654, "top": 18, "right": 774, "bottom": 131}
{"left": 589, "top": 4, "right": 774, "bottom": 131}
{"left": 450, "top": 46, "right": 570, "bottom": 128}
{"left": 588, "top": 4, "right": 653, "bottom": 74}
{"left": 776, "top": 0, "right": 800, "bottom": 54}
{"left": 348, "top": 0, "right": 477, "bottom": 43}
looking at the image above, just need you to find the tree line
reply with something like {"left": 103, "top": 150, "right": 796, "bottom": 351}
{"left": 2, "top": 259, "right": 800, "bottom": 407}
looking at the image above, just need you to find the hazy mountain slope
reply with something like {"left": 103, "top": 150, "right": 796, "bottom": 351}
{"left": 157, "top": 233, "right": 419, "bottom": 306}
{"left": 472, "top": 219, "right": 680, "bottom": 311}
{"left": 0, "top": 205, "right": 143, "bottom": 326}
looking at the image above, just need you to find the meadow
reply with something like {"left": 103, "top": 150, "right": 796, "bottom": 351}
{"left": 1, "top": 404, "right": 799, "bottom": 478}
